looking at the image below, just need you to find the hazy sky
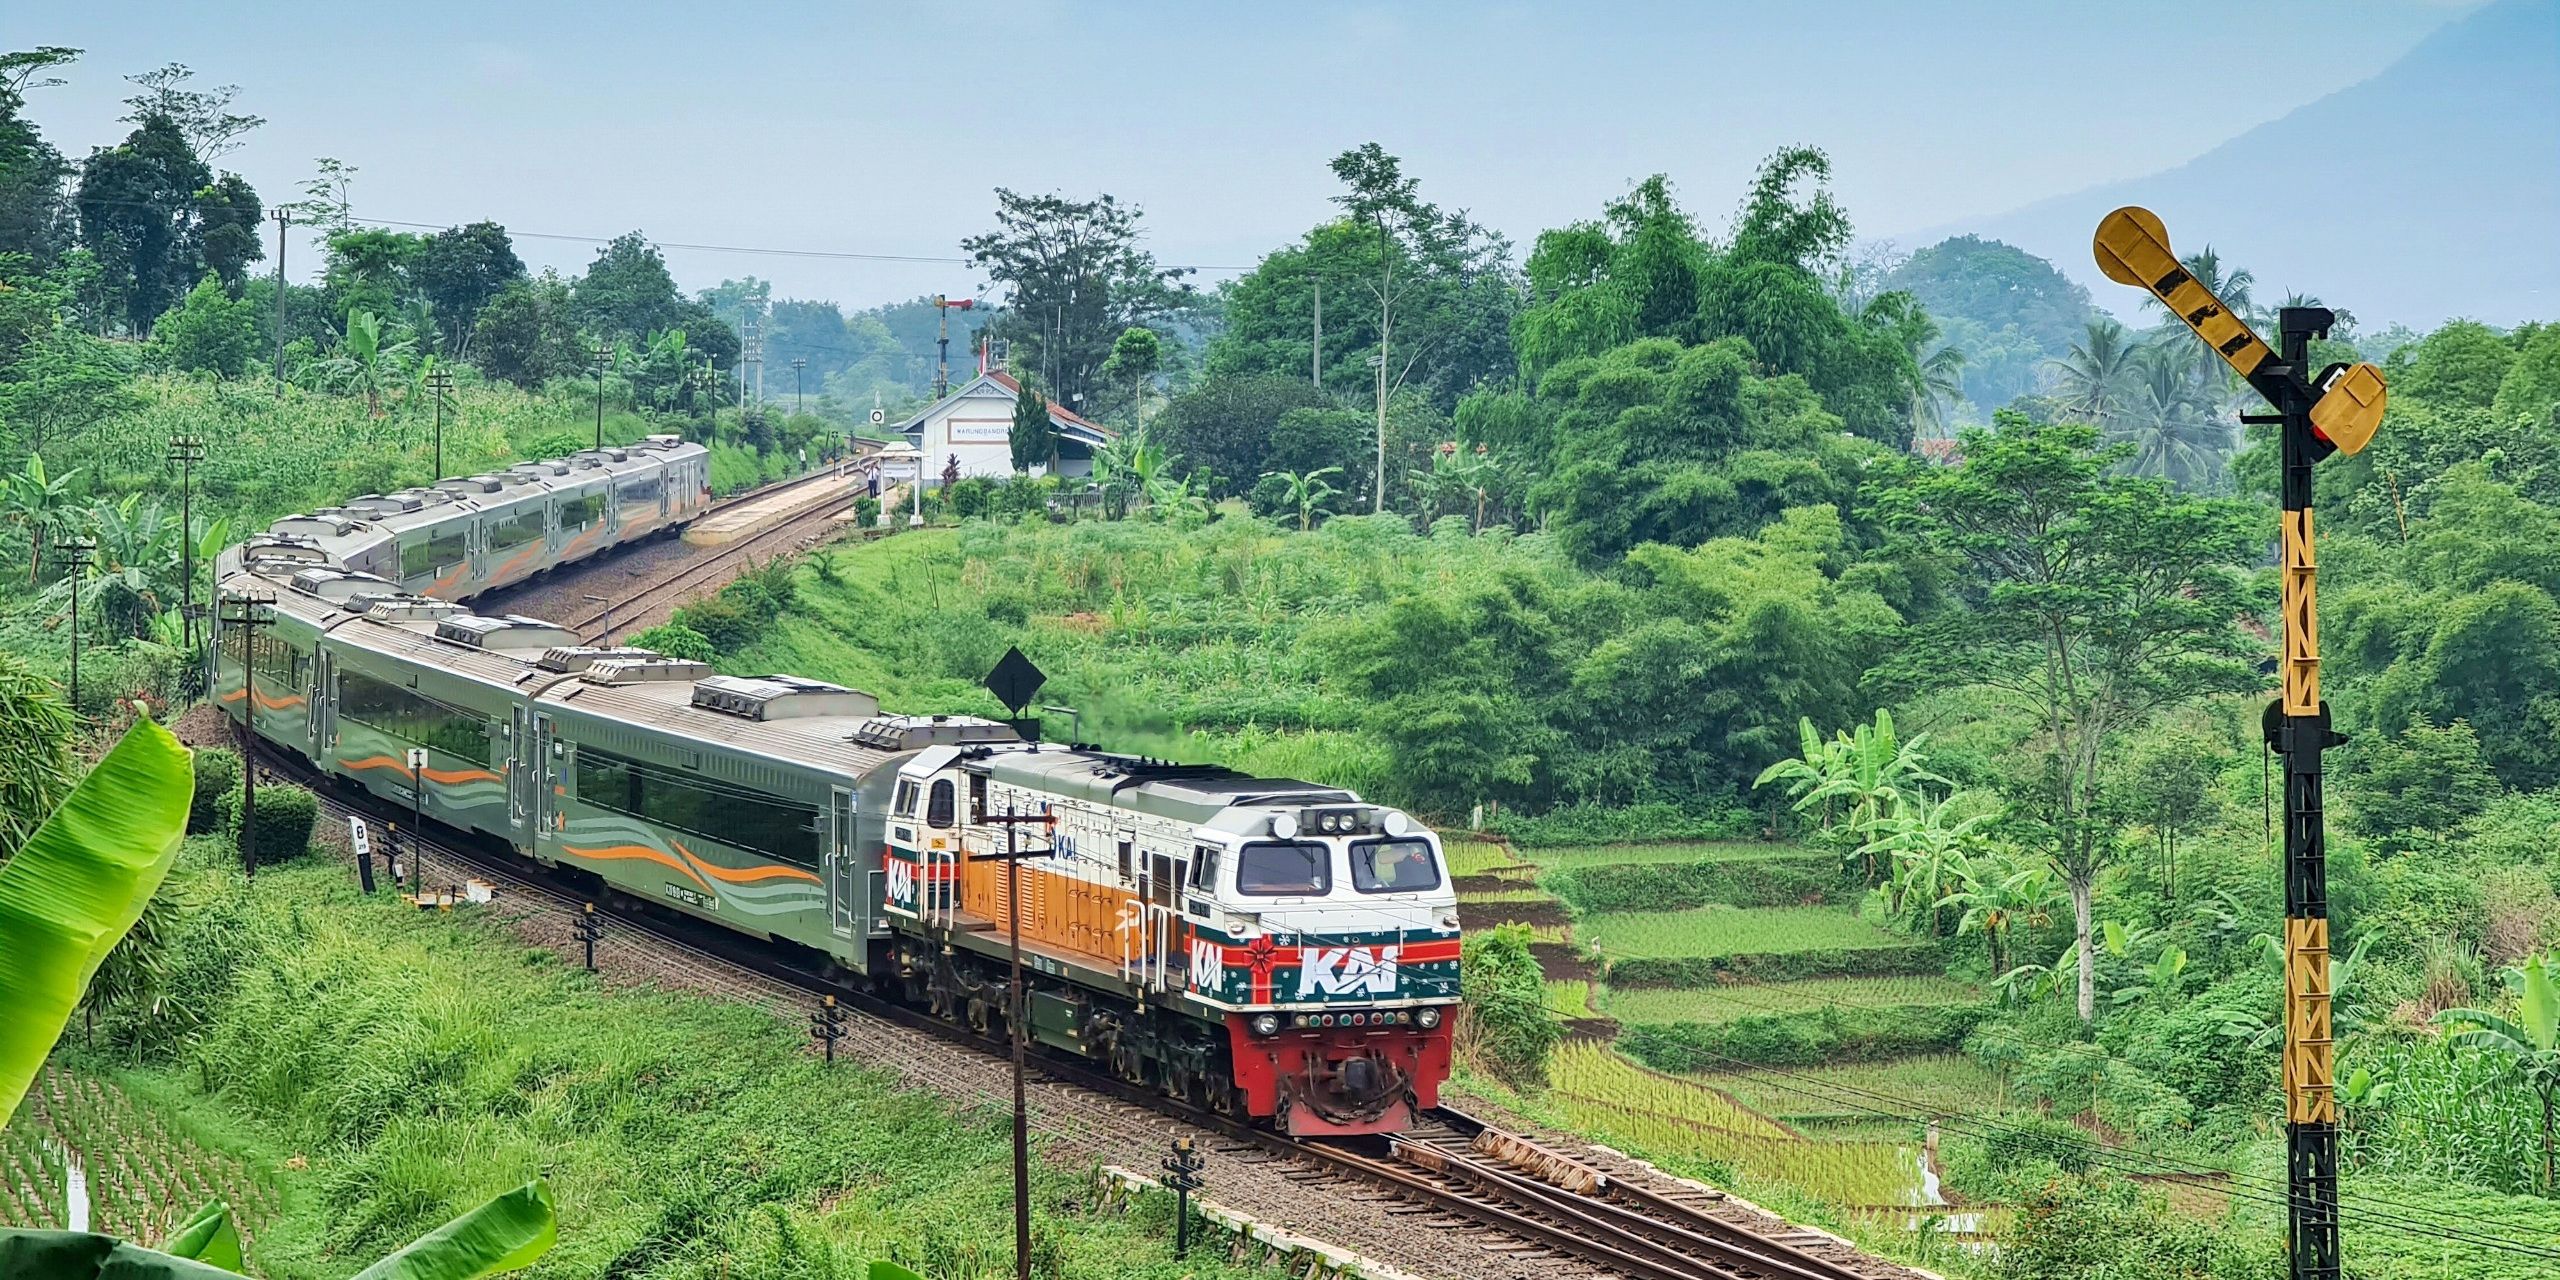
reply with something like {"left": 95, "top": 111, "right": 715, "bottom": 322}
{"left": 13, "top": 1, "right": 2485, "bottom": 309}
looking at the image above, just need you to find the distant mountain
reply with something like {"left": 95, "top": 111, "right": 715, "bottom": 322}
{"left": 1916, "top": 0, "right": 2558, "bottom": 330}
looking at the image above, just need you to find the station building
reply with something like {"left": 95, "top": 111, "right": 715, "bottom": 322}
{"left": 892, "top": 370, "right": 1114, "bottom": 484}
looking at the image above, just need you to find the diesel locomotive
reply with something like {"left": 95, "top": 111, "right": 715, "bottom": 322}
{"left": 213, "top": 444, "right": 1459, "bottom": 1136}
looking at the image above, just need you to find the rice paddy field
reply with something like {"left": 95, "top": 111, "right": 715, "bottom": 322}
{"left": 1604, "top": 976, "right": 1984, "bottom": 1025}
{"left": 1547, "top": 1043, "right": 1928, "bottom": 1208}
{"left": 1514, "top": 841, "right": 1823, "bottom": 873}
{"left": 1543, "top": 980, "right": 1600, "bottom": 1020}
{"left": 1444, "top": 839, "right": 1519, "bottom": 877}
{"left": 0, "top": 1062, "right": 282, "bottom": 1244}
{"left": 1578, "top": 904, "right": 1911, "bottom": 960}
{"left": 1694, "top": 1055, "right": 2011, "bottom": 1123}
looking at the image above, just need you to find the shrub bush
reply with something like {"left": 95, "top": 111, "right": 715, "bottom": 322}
{"left": 1487, "top": 800, "right": 1757, "bottom": 847}
{"left": 627, "top": 622, "right": 717, "bottom": 663}
{"left": 218, "top": 781, "right": 316, "bottom": 866}
{"left": 189, "top": 745, "right": 241, "bottom": 834}
{"left": 1459, "top": 923, "right": 1559, "bottom": 1088}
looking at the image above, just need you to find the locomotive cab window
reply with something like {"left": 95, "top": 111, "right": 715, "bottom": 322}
{"left": 925, "top": 779, "right": 955, "bottom": 829}
{"left": 892, "top": 779, "right": 920, "bottom": 819}
{"left": 1351, "top": 838, "right": 1441, "bottom": 893}
{"left": 1236, "top": 840, "right": 1329, "bottom": 897}
{"left": 1190, "top": 845, "right": 1221, "bottom": 890}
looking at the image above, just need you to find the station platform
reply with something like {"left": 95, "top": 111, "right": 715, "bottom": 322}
{"left": 683, "top": 472, "right": 861, "bottom": 547}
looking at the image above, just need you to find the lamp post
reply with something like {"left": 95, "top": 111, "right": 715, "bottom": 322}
{"left": 58, "top": 536, "right": 94, "bottom": 713}
{"left": 166, "top": 434, "right": 205, "bottom": 650}
{"left": 592, "top": 342, "right": 615, "bottom": 449}
{"left": 424, "top": 369, "right": 455, "bottom": 479}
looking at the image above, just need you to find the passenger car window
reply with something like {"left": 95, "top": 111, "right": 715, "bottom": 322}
{"left": 1351, "top": 838, "right": 1441, "bottom": 893}
{"left": 925, "top": 779, "right": 955, "bottom": 829}
{"left": 1236, "top": 840, "right": 1329, "bottom": 896}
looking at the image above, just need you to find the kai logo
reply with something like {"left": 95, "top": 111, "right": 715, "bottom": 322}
{"left": 1189, "top": 937, "right": 1223, "bottom": 987}
{"left": 885, "top": 858, "right": 915, "bottom": 905}
{"left": 1296, "top": 945, "right": 1399, "bottom": 998}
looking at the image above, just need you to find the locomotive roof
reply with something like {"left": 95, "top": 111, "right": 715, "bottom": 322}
{"left": 973, "top": 748, "right": 1355, "bottom": 825}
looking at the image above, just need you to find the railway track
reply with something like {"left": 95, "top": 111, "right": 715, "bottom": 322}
{"left": 247, "top": 743, "right": 1901, "bottom": 1280}
{"left": 568, "top": 474, "right": 868, "bottom": 642}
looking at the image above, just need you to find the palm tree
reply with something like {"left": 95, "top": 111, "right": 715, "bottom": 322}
{"left": 2048, "top": 318, "right": 2139, "bottom": 426}
{"left": 1861, "top": 291, "right": 1968, "bottom": 439}
{"left": 2436, "top": 953, "right": 2560, "bottom": 1194}
{"left": 2108, "top": 344, "right": 2228, "bottom": 489}
{"left": 1, "top": 454, "right": 80, "bottom": 585}
{"left": 1265, "top": 466, "right": 1343, "bottom": 531}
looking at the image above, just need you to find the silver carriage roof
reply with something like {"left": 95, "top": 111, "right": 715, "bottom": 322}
{"left": 226, "top": 438, "right": 708, "bottom": 582}
{"left": 971, "top": 749, "right": 1359, "bottom": 828}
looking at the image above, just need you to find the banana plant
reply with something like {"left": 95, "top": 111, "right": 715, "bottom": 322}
{"left": 0, "top": 718, "right": 192, "bottom": 1123}
{"left": 1, "top": 454, "right": 81, "bottom": 586}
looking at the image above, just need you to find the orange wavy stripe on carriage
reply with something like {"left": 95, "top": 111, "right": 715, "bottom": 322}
{"left": 429, "top": 562, "right": 472, "bottom": 595}
{"left": 218, "top": 688, "right": 307, "bottom": 710}
{"left": 671, "top": 839, "right": 820, "bottom": 885}
{"left": 560, "top": 841, "right": 716, "bottom": 893}
{"left": 488, "top": 540, "right": 544, "bottom": 584}
{"left": 337, "top": 753, "right": 502, "bottom": 786}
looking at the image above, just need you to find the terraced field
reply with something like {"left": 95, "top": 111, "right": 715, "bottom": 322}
{"left": 1696, "top": 1054, "right": 2010, "bottom": 1123}
{"left": 1605, "top": 976, "right": 1983, "bottom": 1024}
{"left": 1519, "top": 840, "right": 1820, "bottom": 872}
{"left": 1579, "top": 904, "right": 1912, "bottom": 960}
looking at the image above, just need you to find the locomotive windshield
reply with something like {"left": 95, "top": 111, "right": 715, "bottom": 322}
{"left": 1351, "top": 838, "right": 1440, "bottom": 893}
{"left": 1237, "top": 840, "right": 1330, "bottom": 895}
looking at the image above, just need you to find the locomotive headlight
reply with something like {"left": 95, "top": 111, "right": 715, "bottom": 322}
{"left": 1249, "top": 1013, "right": 1281, "bottom": 1037}
{"left": 1416, "top": 1006, "right": 1443, "bottom": 1030}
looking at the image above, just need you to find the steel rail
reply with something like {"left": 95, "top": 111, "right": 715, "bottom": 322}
{"left": 247, "top": 746, "right": 1893, "bottom": 1280}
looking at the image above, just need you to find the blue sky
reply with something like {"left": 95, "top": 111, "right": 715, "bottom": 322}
{"left": 12, "top": 1, "right": 2489, "bottom": 309}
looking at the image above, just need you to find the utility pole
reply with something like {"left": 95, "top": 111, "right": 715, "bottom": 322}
{"left": 59, "top": 537, "right": 93, "bottom": 713}
{"left": 166, "top": 435, "right": 204, "bottom": 651}
{"left": 592, "top": 342, "right": 615, "bottom": 449}
{"left": 2095, "top": 207, "right": 2386, "bottom": 1280}
{"left": 792, "top": 356, "right": 807, "bottom": 414}
{"left": 974, "top": 797, "right": 1058, "bottom": 1280}
{"left": 1311, "top": 277, "right": 1322, "bottom": 389}
{"left": 269, "top": 209, "right": 291, "bottom": 391}
{"left": 425, "top": 369, "right": 454, "bottom": 478}
{"left": 218, "top": 591, "right": 276, "bottom": 878}
{"left": 744, "top": 316, "right": 764, "bottom": 410}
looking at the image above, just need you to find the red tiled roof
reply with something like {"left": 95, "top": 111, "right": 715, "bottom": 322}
{"left": 986, "top": 370, "right": 1111, "bottom": 436}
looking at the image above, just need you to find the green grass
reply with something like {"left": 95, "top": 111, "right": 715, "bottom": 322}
{"left": 1, "top": 1061, "right": 281, "bottom": 1242}
{"left": 1605, "top": 977, "right": 1984, "bottom": 1025}
{"left": 1579, "top": 905, "right": 1911, "bottom": 961}
{"left": 1695, "top": 1055, "right": 2012, "bottom": 1122}
{"left": 82, "top": 838, "right": 1264, "bottom": 1280}
{"left": 1456, "top": 886, "right": 1554, "bottom": 904}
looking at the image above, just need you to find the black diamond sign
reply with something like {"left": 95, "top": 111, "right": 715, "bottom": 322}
{"left": 985, "top": 646, "right": 1047, "bottom": 716}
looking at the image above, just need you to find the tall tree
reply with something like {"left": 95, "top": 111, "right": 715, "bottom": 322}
{"left": 1328, "top": 143, "right": 1469, "bottom": 511}
{"left": 118, "top": 63, "right": 262, "bottom": 160}
{"left": 73, "top": 113, "right": 210, "bottom": 334}
{"left": 1009, "top": 385, "right": 1053, "bottom": 473}
{"left": 1869, "top": 414, "right": 2261, "bottom": 1021}
{"left": 0, "top": 48, "right": 80, "bottom": 265}
{"left": 962, "top": 189, "right": 1191, "bottom": 413}
{"left": 411, "top": 221, "right": 526, "bottom": 355}
{"left": 2048, "top": 318, "right": 2139, "bottom": 425}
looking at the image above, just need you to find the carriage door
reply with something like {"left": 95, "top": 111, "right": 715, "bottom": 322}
{"left": 528, "top": 714, "right": 557, "bottom": 850}
{"left": 1142, "top": 849, "right": 1184, "bottom": 992}
{"left": 827, "top": 786, "right": 858, "bottom": 939}
{"left": 507, "top": 706, "right": 534, "bottom": 837}
{"left": 306, "top": 645, "right": 331, "bottom": 758}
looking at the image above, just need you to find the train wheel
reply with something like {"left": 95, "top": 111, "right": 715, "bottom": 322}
{"left": 1206, "top": 1067, "right": 1242, "bottom": 1118}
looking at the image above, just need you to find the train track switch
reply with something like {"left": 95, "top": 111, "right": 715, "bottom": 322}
{"left": 1161, "top": 1136, "right": 1206, "bottom": 1259}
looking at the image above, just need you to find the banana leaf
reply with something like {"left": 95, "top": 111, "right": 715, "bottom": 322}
{"left": 0, "top": 1229, "right": 242, "bottom": 1279}
{"left": 349, "top": 1179, "right": 556, "bottom": 1280}
{"left": 162, "top": 1200, "right": 245, "bottom": 1272}
{"left": 0, "top": 719, "right": 193, "bottom": 1124}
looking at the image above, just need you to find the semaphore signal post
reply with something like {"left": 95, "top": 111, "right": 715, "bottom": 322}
{"left": 2094, "top": 206, "right": 2387, "bottom": 1280}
